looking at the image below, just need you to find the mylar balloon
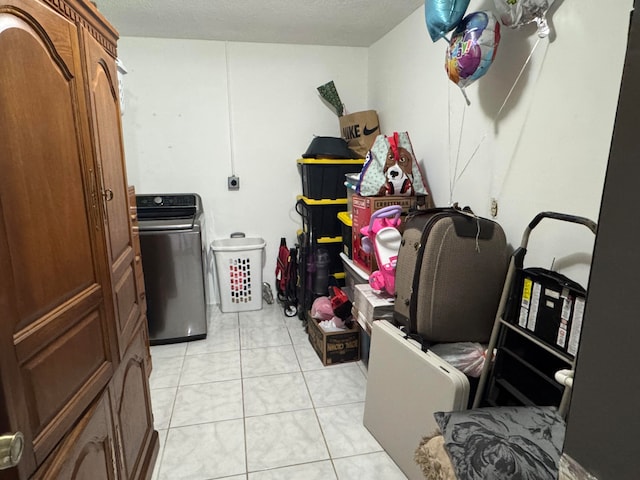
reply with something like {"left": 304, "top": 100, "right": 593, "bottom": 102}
{"left": 425, "top": 0, "right": 471, "bottom": 42}
{"left": 445, "top": 11, "right": 501, "bottom": 104}
{"left": 493, "top": 0, "right": 555, "bottom": 37}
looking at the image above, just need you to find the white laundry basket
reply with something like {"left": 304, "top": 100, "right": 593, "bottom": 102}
{"left": 211, "top": 235, "right": 266, "bottom": 313}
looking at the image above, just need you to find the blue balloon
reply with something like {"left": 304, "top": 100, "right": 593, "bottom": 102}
{"left": 425, "top": 0, "right": 471, "bottom": 42}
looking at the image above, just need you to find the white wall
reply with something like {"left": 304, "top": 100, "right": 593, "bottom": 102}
{"left": 369, "top": 0, "right": 632, "bottom": 285}
{"left": 119, "top": 38, "right": 367, "bottom": 301}
{"left": 119, "top": 0, "right": 632, "bottom": 302}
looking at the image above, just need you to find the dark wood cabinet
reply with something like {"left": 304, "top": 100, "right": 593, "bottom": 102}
{"left": 0, "top": 0, "right": 158, "bottom": 478}
{"left": 32, "top": 390, "right": 119, "bottom": 480}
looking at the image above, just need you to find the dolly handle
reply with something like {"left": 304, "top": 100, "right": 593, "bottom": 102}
{"left": 514, "top": 211, "right": 598, "bottom": 269}
{"left": 528, "top": 211, "right": 597, "bottom": 234}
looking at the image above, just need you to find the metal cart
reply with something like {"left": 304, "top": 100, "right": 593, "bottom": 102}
{"left": 473, "top": 212, "right": 597, "bottom": 417}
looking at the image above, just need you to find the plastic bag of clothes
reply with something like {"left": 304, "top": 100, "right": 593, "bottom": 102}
{"left": 429, "top": 342, "right": 486, "bottom": 377}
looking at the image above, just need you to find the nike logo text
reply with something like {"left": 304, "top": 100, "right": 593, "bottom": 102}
{"left": 363, "top": 124, "right": 379, "bottom": 136}
{"left": 342, "top": 124, "right": 360, "bottom": 140}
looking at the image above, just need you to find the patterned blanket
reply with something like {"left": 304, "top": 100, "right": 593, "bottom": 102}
{"left": 415, "top": 406, "right": 566, "bottom": 480}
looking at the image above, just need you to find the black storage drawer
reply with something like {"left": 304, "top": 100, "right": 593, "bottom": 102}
{"left": 296, "top": 196, "right": 346, "bottom": 238}
{"left": 298, "top": 158, "right": 364, "bottom": 200}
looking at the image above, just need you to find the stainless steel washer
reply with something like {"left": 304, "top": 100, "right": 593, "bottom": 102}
{"left": 136, "top": 193, "right": 207, "bottom": 345}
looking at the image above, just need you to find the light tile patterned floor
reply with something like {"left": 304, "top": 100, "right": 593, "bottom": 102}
{"left": 149, "top": 302, "right": 408, "bottom": 480}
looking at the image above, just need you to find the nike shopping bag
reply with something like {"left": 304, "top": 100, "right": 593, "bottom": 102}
{"left": 339, "top": 110, "right": 380, "bottom": 158}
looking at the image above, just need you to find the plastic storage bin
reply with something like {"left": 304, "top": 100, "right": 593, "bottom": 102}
{"left": 297, "top": 158, "right": 364, "bottom": 200}
{"left": 211, "top": 236, "right": 266, "bottom": 313}
{"left": 344, "top": 172, "right": 360, "bottom": 213}
{"left": 295, "top": 195, "right": 346, "bottom": 238}
{"left": 317, "top": 235, "right": 345, "bottom": 274}
{"left": 337, "top": 211, "right": 352, "bottom": 258}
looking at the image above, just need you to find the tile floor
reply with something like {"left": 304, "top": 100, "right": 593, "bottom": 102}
{"left": 148, "top": 302, "right": 409, "bottom": 480}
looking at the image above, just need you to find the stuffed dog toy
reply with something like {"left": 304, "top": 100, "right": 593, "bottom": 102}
{"left": 377, "top": 144, "right": 415, "bottom": 196}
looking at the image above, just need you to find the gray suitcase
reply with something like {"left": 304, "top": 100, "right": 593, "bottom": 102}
{"left": 394, "top": 207, "right": 508, "bottom": 343}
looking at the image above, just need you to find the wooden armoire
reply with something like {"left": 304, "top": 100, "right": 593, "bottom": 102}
{"left": 0, "top": 0, "right": 158, "bottom": 478}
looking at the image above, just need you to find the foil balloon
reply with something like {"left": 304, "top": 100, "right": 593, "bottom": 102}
{"left": 425, "top": 0, "right": 471, "bottom": 42}
{"left": 493, "top": 0, "right": 555, "bottom": 38}
{"left": 445, "top": 11, "right": 501, "bottom": 104}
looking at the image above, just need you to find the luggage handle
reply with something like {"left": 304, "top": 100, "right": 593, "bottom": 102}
{"left": 406, "top": 204, "right": 475, "bottom": 222}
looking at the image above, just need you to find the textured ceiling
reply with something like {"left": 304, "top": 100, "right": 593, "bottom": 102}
{"left": 95, "top": 0, "right": 424, "bottom": 47}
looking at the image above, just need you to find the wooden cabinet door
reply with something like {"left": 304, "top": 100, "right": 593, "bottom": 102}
{"left": 80, "top": 27, "right": 144, "bottom": 358}
{"left": 0, "top": 1, "right": 117, "bottom": 477}
{"left": 111, "top": 322, "right": 158, "bottom": 479}
{"left": 32, "top": 389, "right": 119, "bottom": 480}
{"left": 128, "top": 185, "right": 148, "bottom": 320}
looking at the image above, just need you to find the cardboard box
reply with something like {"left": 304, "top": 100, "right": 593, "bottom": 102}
{"left": 351, "top": 194, "right": 420, "bottom": 274}
{"left": 352, "top": 289, "right": 391, "bottom": 369}
{"left": 353, "top": 308, "right": 373, "bottom": 368}
{"left": 307, "top": 312, "right": 360, "bottom": 366}
{"left": 353, "top": 283, "right": 395, "bottom": 323}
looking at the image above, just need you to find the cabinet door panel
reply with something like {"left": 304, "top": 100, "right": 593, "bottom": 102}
{"left": 34, "top": 390, "right": 118, "bottom": 480}
{"left": 128, "top": 185, "right": 148, "bottom": 316}
{"left": 112, "top": 323, "right": 156, "bottom": 479}
{"left": 81, "top": 28, "right": 142, "bottom": 356}
{"left": 0, "top": 11, "right": 95, "bottom": 329}
{"left": 0, "top": 1, "right": 113, "bottom": 475}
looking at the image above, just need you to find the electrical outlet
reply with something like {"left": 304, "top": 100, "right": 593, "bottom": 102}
{"left": 228, "top": 175, "right": 240, "bottom": 191}
{"left": 490, "top": 198, "right": 498, "bottom": 218}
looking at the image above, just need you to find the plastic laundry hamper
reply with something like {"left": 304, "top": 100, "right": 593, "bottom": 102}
{"left": 211, "top": 235, "right": 266, "bottom": 313}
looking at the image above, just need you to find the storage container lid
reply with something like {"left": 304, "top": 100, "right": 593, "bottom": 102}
{"left": 297, "top": 195, "right": 348, "bottom": 206}
{"left": 301, "top": 136, "right": 362, "bottom": 160}
{"left": 297, "top": 158, "right": 364, "bottom": 165}
{"left": 295, "top": 229, "right": 342, "bottom": 243}
{"left": 337, "top": 211, "right": 352, "bottom": 227}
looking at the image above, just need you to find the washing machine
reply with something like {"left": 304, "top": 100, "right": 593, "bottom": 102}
{"left": 136, "top": 193, "right": 208, "bottom": 344}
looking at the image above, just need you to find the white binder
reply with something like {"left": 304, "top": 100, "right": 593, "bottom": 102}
{"left": 363, "top": 320, "right": 470, "bottom": 480}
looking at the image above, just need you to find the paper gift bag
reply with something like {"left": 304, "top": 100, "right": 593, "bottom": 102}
{"left": 339, "top": 110, "right": 380, "bottom": 158}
